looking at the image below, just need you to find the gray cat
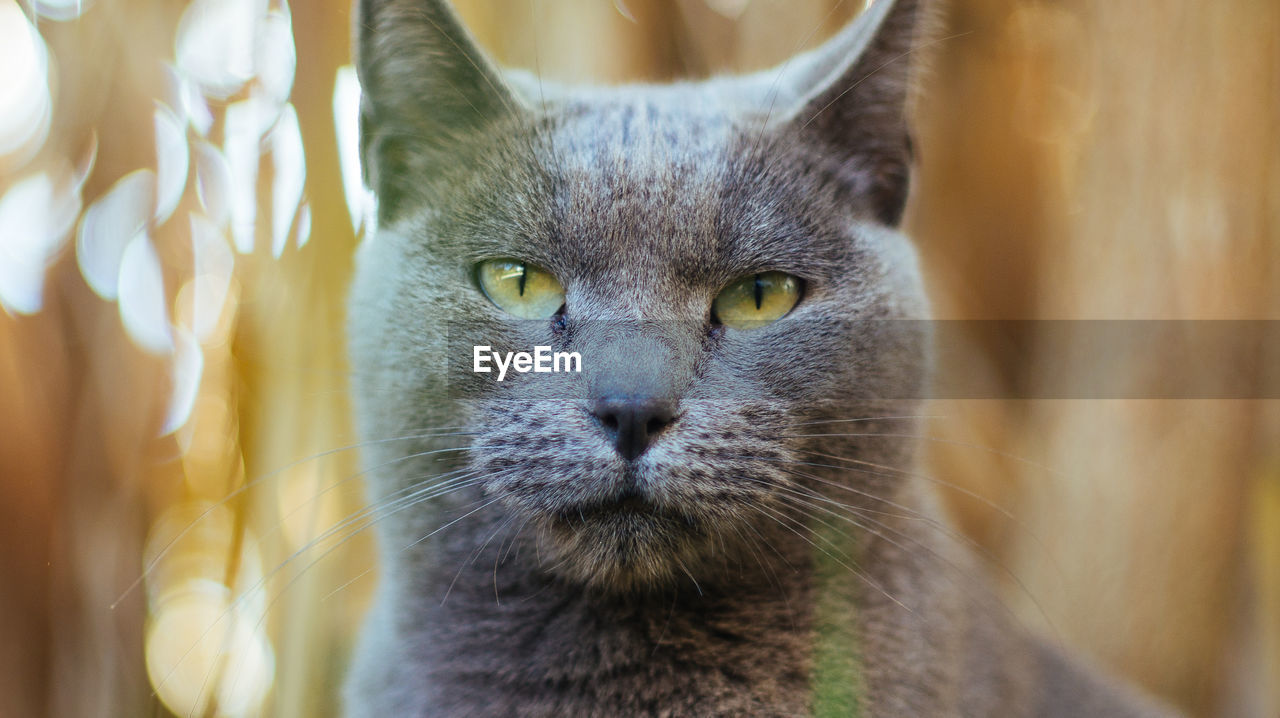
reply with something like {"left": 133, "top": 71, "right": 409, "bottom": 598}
{"left": 344, "top": 0, "right": 1179, "bottom": 715}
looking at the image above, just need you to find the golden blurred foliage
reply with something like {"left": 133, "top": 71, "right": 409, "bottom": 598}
{"left": 0, "top": 0, "right": 1275, "bottom": 716}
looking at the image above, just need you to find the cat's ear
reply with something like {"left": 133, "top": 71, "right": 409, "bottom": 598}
{"left": 772, "top": 0, "right": 930, "bottom": 226}
{"left": 355, "top": 0, "right": 523, "bottom": 218}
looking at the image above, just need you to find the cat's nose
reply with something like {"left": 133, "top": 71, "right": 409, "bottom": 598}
{"left": 590, "top": 396, "right": 676, "bottom": 461}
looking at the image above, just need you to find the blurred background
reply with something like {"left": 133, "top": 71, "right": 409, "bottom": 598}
{"left": 0, "top": 0, "right": 1275, "bottom": 715}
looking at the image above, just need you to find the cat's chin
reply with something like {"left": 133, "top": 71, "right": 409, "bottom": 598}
{"left": 536, "top": 496, "right": 724, "bottom": 593}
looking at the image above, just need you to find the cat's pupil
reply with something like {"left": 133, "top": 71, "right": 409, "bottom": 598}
{"left": 517, "top": 263, "right": 527, "bottom": 296}
{"left": 753, "top": 274, "right": 763, "bottom": 310}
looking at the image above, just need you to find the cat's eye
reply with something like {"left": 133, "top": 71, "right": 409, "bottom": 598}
{"left": 712, "top": 271, "right": 802, "bottom": 329}
{"left": 476, "top": 259, "right": 566, "bottom": 319}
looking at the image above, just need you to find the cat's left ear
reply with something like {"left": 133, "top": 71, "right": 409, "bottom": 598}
{"left": 355, "top": 0, "right": 524, "bottom": 220}
{"left": 772, "top": 0, "right": 932, "bottom": 226}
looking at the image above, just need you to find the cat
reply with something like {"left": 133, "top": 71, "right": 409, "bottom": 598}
{"left": 343, "top": 0, "right": 1180, "bottom": 715}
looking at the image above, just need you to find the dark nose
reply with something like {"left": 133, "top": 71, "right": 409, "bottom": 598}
{"left": 591, "top": 396, "right": 676, "bottom": 461}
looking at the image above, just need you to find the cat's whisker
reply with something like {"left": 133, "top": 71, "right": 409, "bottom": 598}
{"left": 747, "top": 500, "right": 911, "bottom": 614}
{"left": 524, "top": 0, "right": 570, "bottom": 201}
{"left": 494, "top": 515, "right": 531, "bottom": 603}
{"left": 734, "top": 453, "right": 945, "bottom": 522}
{"left": 673, "top": 555, "right": 703, "bottom": 597}
{"left": 404, "top": 496, "right": 507, "bottom": 553}
{"left": 150, "top": 469, "right": 492, "bottom": 699}
{"left": 255, "top": 468, "right": 486, "bottom": 591}
{"left": 738, "top": 515, "right": 800, "bottom": 577}
{"left": 779, "top": 462, "right": 990, "bottom": 545}
{"left": 251, "top": 469, "right": 498, "bottom": 615}
{"left": 113, "top": 428, "right": 482, "bottom": 610}
{"left": 747, "top": 0, "right": 855, "bottom": 162}
{"left": 232, "top": 475, "right": 501, "bottom": 664}
{"left": 759, "top": 477, "right": 1023, "bottom": 614}
{"left": 786, "top": 475, "right": 1061, "bottom": 641}
{"left": 789, "top": 413, "right": 944, "bottom": 428}
{"left": 797, "top": 30, "right": 973, "bottom": 133}
{"left": 814, "top": 488, "right": 1049, "bottom": 629}
{"left": 765, "top": 444, "right": 1034, "bottom": 531}
{"left": 649, "top": 589, "right": 680, "bottom": 657}
{"left": 259, "top": 444, "right": 496, "bottom": 546}
{"left": 787, "top": 430, "right": 1070, "bottom": 481}
{"left": 747, "top": 501, "right": 890, "bottom": 601}
{"left": 319, "top": 566, "right": 375, "bottom": 604}
{"left": 404, "top": 6, "right": 525, "bottom": 122}
{"left": 442, "top": 510, "right": 519, "bottom": 607}
{"left": 730, "top": 459, "right": 1061, "bottom": 640}
{"left": 741, "top": 450, "right": 1059, "bottom": 592}
{"left": 249, "top": 471, "right": 488, "bottom": 596}
{"left": 728, "top": 520, "right": 800, "bottom": 632}
{"left": 779, "top": 447, "right": 1066, "bottom": 580}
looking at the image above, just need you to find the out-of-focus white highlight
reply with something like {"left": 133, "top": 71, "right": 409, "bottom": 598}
{"left": 333, "top": 65, "right": 375, "bottom": 237}
{"left": 166, "top": 64, "right": 214, "bottom": 137}
{"left": 255, "top": 9, "right": 296, "bottom": 107}
{"left": 269, "top": 103, "right": 305, "bottom": 258}
{"left": 0, "top": 161, "right": 82, "bottom": 314}
{"left": 117, "top": 234, "right": 174, "bottom": 354}
{"left": 142, "top": 502, "right": 273, "bottom": 716}
{"left": 163, "top": 327, "right": 203, "bottom": 435}
{"left": 704, "top": 0, "right": 750, "bottom": 19}
{"left": 295, "top": 202, "right": 311, "bottom": 249}
{"left": 0, "top": 175, "right": 52, "bottom": 315}
{"left": 175, "top": 0, "right": 267, "bottom": 100}
{"left": 0, "top": 1, "right": 52, "bottom": 162}
{"left": 194, "top": 141, "right": 233, "bottom": 228}
{"left": 224, "top": 99, "right": 262, "bottom": 254}
{"left": 154, "top": 103, "right": 189, "bottom": 225}
{"left": 144, "top": 583, "right": 275, "bottom": 718}
{"left": 187, "top": 213, "right": 234, "bottom": 341}
{"left": 31, "top": 0, "right": 90, "bottom": 21}
{"left": 77, "top": 169, "right": 155, "bottom": 300}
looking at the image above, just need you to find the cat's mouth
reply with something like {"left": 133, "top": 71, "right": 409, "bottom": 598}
{"left": 548, "top": 492, "right": 699, "bottom": 539}
{"left": 557, "top": 489, "right": 670, "bottom": 523}
{"left": 538, "top": 487, "right": 711, "bottom": 589}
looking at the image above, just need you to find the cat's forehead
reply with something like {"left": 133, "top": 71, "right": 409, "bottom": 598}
{"left": 427, "top": 85, "right": 851, "bottom": 294}
{"left": 546, "top": 111, "right": 784, "bottom": 290}
{"left": 549, "top": 89, "right": 741, "bottom": 169}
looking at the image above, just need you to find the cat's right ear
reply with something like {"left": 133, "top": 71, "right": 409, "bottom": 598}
{"left": 765, "top": 0, "right": 932, "bottom": 226}
{"left": 355, "top": 0, "right": 522, "bottom": 219}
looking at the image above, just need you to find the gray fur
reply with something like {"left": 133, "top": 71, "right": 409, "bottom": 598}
{"left": 345, "top": 0, "right": 1180, "bottom": 715}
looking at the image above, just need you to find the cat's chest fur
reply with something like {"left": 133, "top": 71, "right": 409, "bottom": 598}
{"left": 349, "top": 513, "right": 818, "bottom": 718}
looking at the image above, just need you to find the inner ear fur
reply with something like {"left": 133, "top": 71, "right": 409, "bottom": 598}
{"left": 773, "top": 0, "right": 933, "bottom": 226}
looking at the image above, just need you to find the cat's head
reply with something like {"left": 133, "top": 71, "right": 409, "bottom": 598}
{"left": 348, "top": 0, "right": 932, "bottom": 591}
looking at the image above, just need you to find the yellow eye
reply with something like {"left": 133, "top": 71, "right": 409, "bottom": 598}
{"left": 712, "top": 271, "right": 801, "bottom": 329}
{"left": 477, "top": 259, "right": 565, "bottom": 319}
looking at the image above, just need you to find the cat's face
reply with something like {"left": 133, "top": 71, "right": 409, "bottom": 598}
{"left": 348, "top": 0, "right": 929, "bottom": 591}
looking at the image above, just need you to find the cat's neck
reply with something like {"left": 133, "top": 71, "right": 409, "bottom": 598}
{"left": 347, "top": 476, "right": 1158, "bottom": 717}
{"left": 358, "top": 498, "right": 829, "bottom": 716}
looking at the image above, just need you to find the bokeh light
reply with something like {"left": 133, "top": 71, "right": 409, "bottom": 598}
{"left": 0, "top": 163, "right": 81, "bottom": 314}
{"left": 175, "top": 0, "right": 266, "bottom": 100}
{"left": 145, "top": 583, "right": 275, "bottom": 717}
{"left": 269, "top": 104, "right": 305, "bottom": 258}
{"left": 0, "top": 0, "right": 52, "bottom": 164}
{"left": 30, "top": 0, "right": 91, "bottom": 21}
{"left": 333, "top": 65, "right": 372, "bottom": 238}
{"left": 154, "top": 103, "right": 190, "bottom": 225}
{"left": 76, "top": 168, "right": 155, "bottom": 301}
